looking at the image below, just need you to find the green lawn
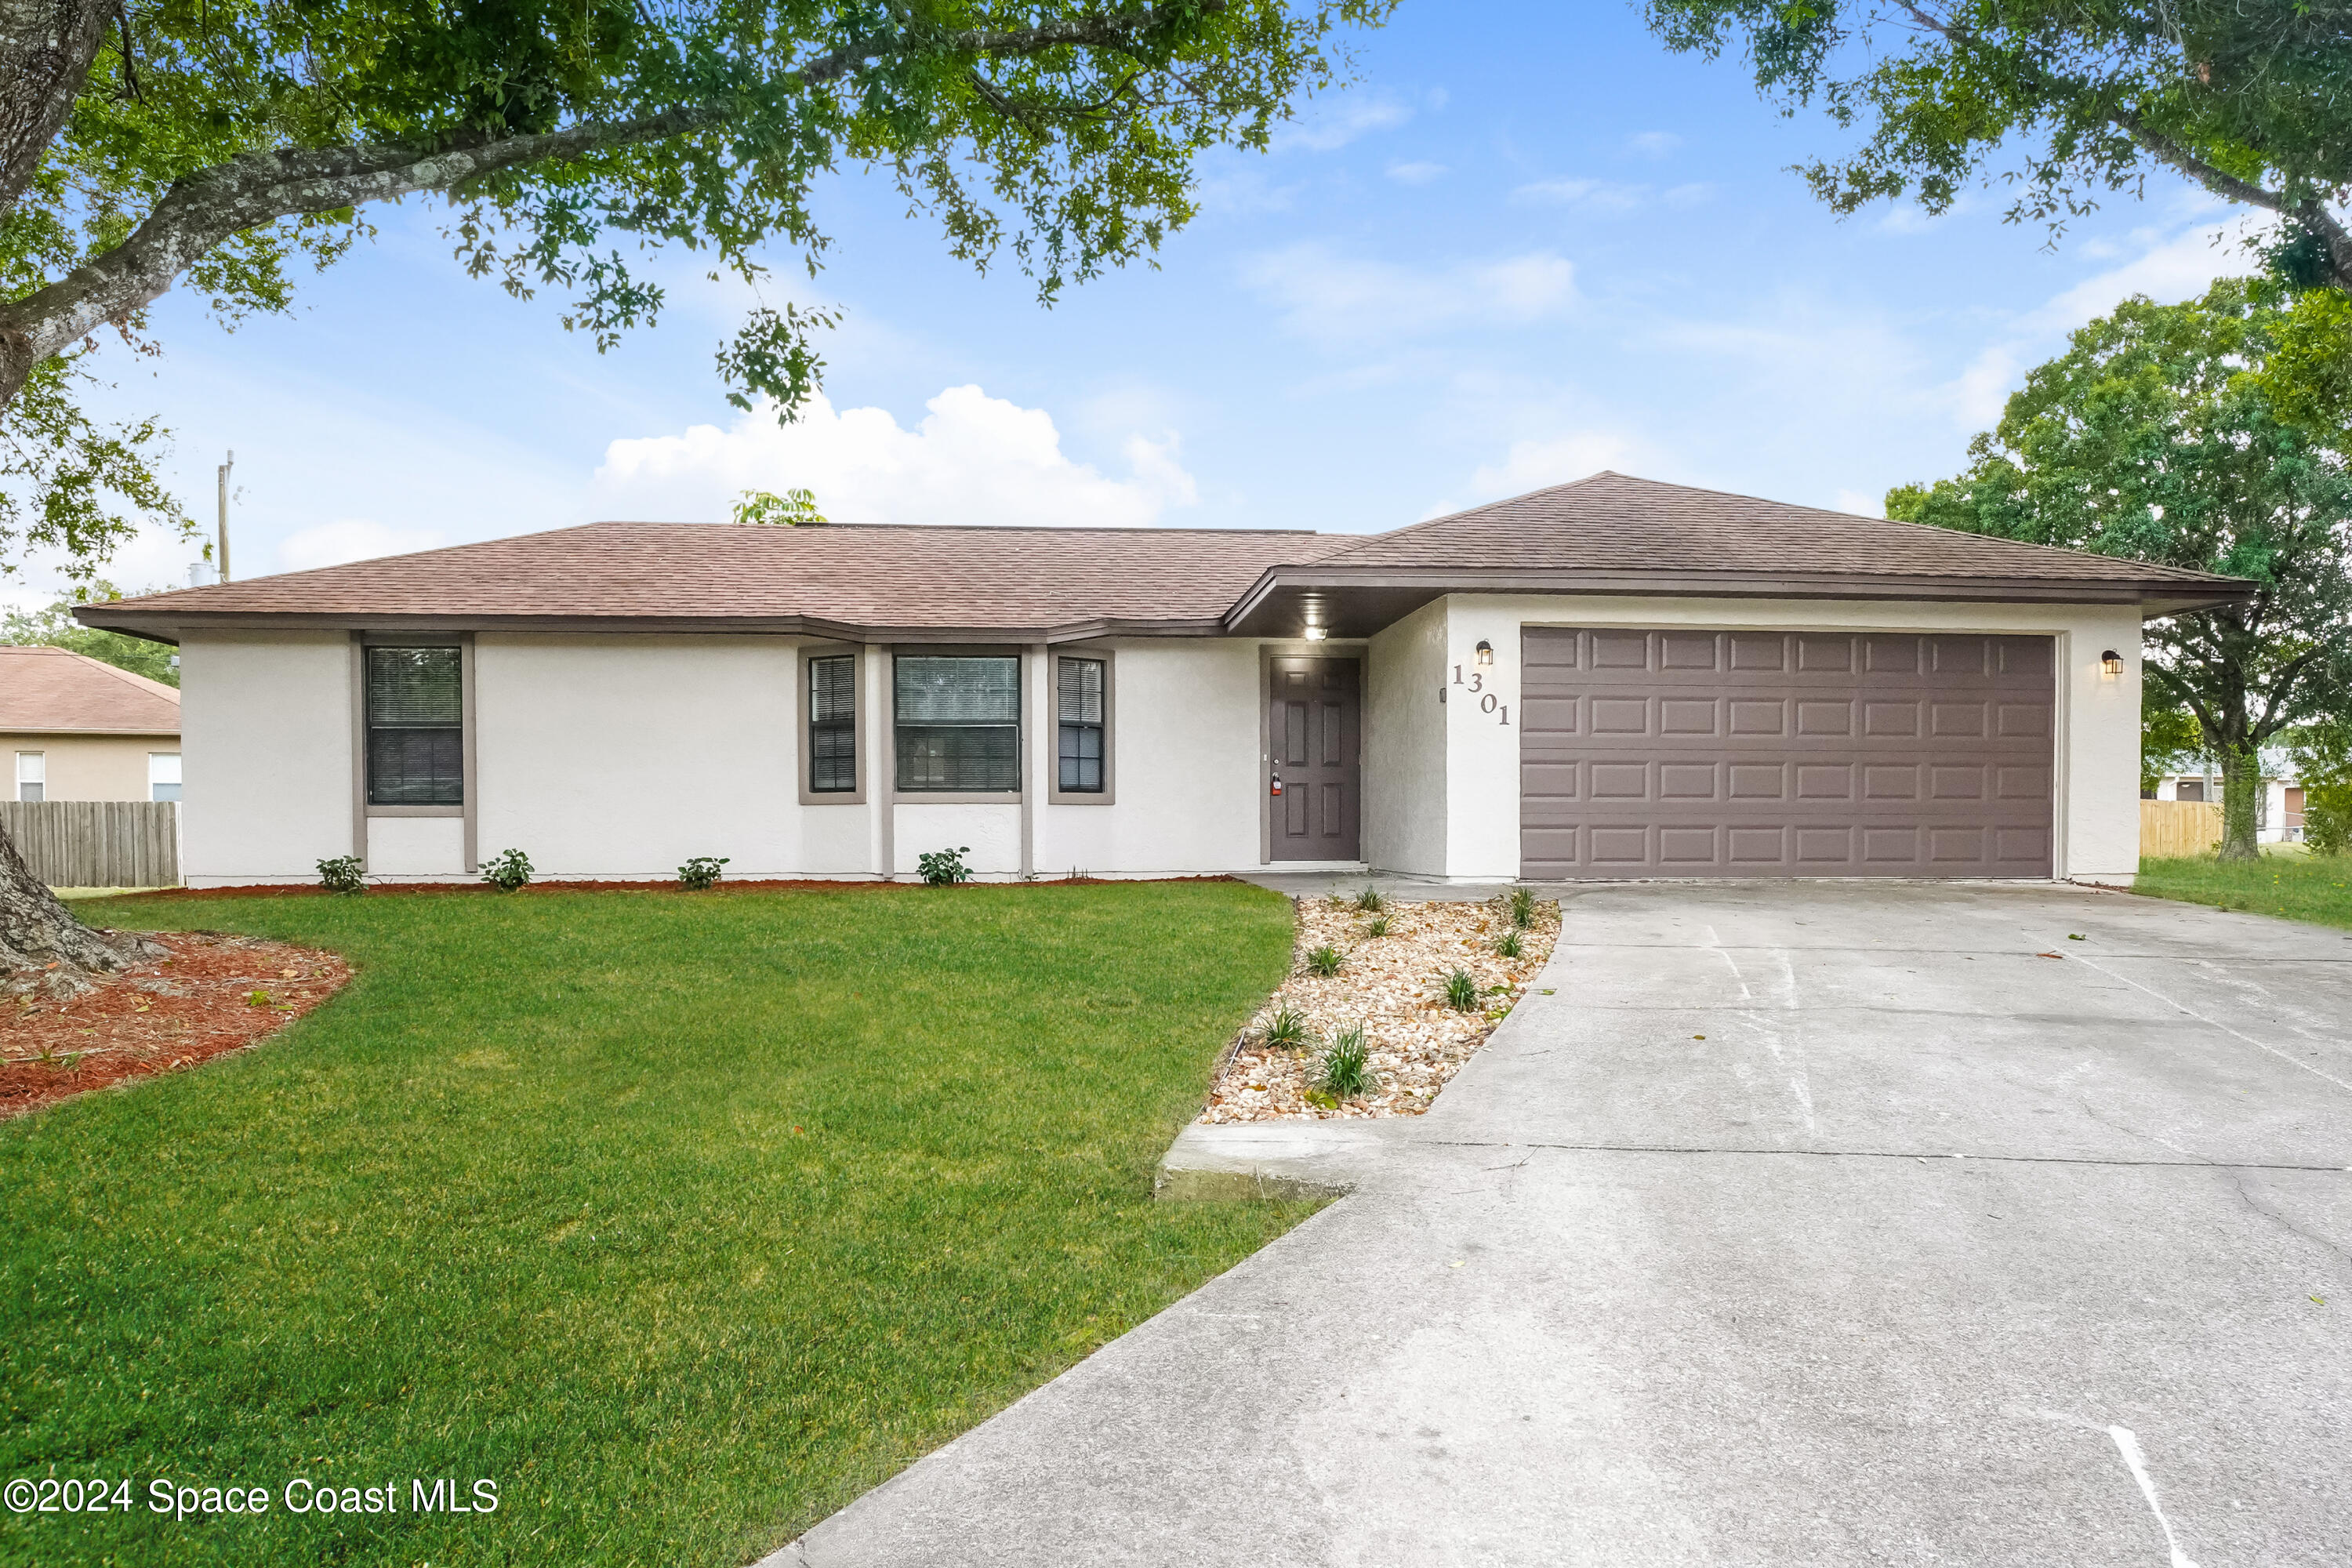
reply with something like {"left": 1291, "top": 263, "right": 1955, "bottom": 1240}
{"left": 2135, "top": 852, "right": 2352, "bottom": 931}
{"left": 2, "top": 882, "right": 1308, "bottom": 1567}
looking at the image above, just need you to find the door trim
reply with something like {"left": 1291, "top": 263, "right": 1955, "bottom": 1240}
{"left": 1261, "top": 646, "right": 1365, "bottom": 865}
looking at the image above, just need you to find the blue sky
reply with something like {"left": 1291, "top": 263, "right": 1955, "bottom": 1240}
{"left": 12, "top": 2, "right": 2264, "bottom": 605}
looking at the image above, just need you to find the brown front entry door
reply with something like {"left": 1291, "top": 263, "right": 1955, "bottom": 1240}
{"left": 1268, "top": 656, "right": 1361, "bottom": 862}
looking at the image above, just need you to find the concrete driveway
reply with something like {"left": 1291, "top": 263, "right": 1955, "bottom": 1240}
{"left": 780, "top": 883, "right": 2352, "bottom": 1566}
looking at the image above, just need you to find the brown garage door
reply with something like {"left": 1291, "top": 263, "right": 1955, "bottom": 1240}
{"left": 1520, "top": 629, "right": 2054, "bottom": 878}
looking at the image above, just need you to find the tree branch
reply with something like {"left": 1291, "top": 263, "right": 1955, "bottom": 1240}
{"left": 0, "top": 0, "right": 112, "bottom": 212}
{"left": 0, "top": 0, "right": 1226, "bottom": 402}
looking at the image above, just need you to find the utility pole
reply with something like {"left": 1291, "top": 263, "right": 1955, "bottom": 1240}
{"left": 216, "top": 450, "right": 234, "bottom": 583}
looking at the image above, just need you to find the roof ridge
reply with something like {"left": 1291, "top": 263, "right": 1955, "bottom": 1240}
{"left": 1316, "top": 470, "right": 1615, "bottom": 564}
{"left": 74, "top": 648, "right": 180, "bottom": 702}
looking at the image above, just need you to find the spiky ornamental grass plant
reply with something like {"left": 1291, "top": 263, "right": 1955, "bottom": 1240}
{"left": 1305, "top": 944, "right": 1343, "bottom": 976}
{"left": 1315, "top": 1024, "right": 1375, "bottom": 1099}
{"left": 1443, "top": 969, "right": 1479, "bottom": 1011}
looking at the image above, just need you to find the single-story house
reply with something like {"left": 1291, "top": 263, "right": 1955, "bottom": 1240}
{"left": 78, "top": 473, "right": 2249, "bottom": 888}
{"left": 2151, "top": 751, "right": 2306, "bottom": 843}
{"left": 1, "top": 645, "right": 182, "bottom": 802}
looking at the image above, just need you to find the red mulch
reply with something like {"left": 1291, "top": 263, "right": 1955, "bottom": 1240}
{"left": 4, "top": 934, "right": 351, "bottom": 1119}
{"left": 96, "top": 875, "right": 1240, "bottom": 902}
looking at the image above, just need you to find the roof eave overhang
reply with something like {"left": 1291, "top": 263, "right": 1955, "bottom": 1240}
{"left": 72, "top": 608, "right": 1236, "bottom": 646}
{"left": 1222, "top": 567, "right": 2257, "bottom": 636}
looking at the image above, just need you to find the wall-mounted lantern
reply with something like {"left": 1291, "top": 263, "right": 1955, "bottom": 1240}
{"left": 2100, "top": 649, "right": 2124, "bottom": 677}
{"left": 1475, "top": 639, "right": 1494, "bottom": 666}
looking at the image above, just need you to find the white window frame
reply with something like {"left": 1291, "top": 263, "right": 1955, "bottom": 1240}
{"left": 149, "top": 751, "right": 182, "bottom": 803}
{"left": 13, "top": 750, "right": 43, "bottom": 803}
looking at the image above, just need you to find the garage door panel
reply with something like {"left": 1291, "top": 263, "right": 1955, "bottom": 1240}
{"left": 1521, "top": 629, "right": 2054, "bottom": 878}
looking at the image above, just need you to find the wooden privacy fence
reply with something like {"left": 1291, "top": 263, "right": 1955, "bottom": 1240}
{"left": 2142, "top": 799, "right": 2223, "bottom": 859}
{"left": 0, "top": 800, "right": 180, "bottom": 887}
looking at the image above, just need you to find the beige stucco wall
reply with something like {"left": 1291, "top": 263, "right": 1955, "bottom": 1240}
{"left": 177, "top": 601, "right": 2144, "bottom": 887}
{"left": 1435, "top": 594, "right": 2145, "bottom": 884}
{"left": 1361, "top": 601, "right": 1448, "bottom": 877}
{"left": 4, "top": 731, "right": 178, "bottom": 802}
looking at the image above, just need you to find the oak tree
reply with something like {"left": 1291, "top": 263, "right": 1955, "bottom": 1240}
{"left": 1889, "top": 278, "right": 2352, "bottom": 861}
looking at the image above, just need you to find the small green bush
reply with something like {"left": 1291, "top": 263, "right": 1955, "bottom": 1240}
{"left": 1352, "top": 886, "right": 1385, "bottom": 913}
{"left": 1495, "top": 929, "right": 1524, "bottom": 959}
{"left": 678, "top": 855, "right": 730, "bottom": 891}
{"left": 316, "top": 855, "right": 367, "bottom": 895}
{"left": 916, "top": 846, "right": 974, "bottom": 885}
{"left": 1261, "top": 1004, "right": 1312, "bottom": 1051}
{"left": 481, "top": 848, "right": 534, "bottom": 891}
{"left": 1306, "top": 944, "right": 1343, "bottom": 976}
{"left": 1363, "top": 913, "right": 1391, "bottom": 938}
{"left": 1443, "top": 968, "right": 1479, "bottom": 1011}
{"left": 1508, "top": 887, "right": 1536, "bottom": 928}
{"left": 1316, "top": 1024, "right": 1376, "bottom": 1099}
{"left": 2307, "top": 781, "right": 2352, "bottom": 856}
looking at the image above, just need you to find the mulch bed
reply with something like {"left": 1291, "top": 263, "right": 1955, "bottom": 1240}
{"left": 5, "top": 934, "right": 350, "bottom": 1119}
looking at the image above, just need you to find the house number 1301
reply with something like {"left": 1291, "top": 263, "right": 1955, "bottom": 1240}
{"left": 1452, "top": 665, "right": 1510, "bottom": 726}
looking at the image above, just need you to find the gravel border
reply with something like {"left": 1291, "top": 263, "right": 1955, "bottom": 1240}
{"left": 1200, "top": 894, "right": 1559, "bottom": 1123}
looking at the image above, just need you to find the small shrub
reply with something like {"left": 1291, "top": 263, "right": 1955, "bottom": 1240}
{"left": 1443, "top": 968, "right": 1479, "bottom": 1011}
{"left": 1316, "top": 1025, "right": 1377, "bottom": 1099}
{"left": 1306, "top": 944, "right": 1344, "bottom": 976}
{"left": 1508, "top": 887, "right": 1536, "bottom": 928}
{"left": 678, "top": 855, "right": 730, "bottom": 891}
{"left": 2307, "top": 781, "right": 2352, "bottom": 855}
{"left": 481, "top": 848, "right": 534, "bottom": 891}
{"left": 1261, "top": 1004, "right": 1312, "bottom": 1051}
{"left": 1495, "top": 929, "right": 1524, "bottom": 959}
{"left": 245, "top": 989, "right": 270, "bottom": 1007}
{"left": 916, "top": 846, "right": 974, "bottom": 886}
{"left": 1364, "top": 914, "right": 1391, "bottom": 938}
{"left": 315, "top": 855, "right": 367, "bottom": 895}
{"left": 1352, "top": 886, "right": 1385, "bottom": 913}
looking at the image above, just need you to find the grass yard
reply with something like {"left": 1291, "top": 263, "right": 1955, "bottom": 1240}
{"left": 2, "top": 881, "right": 1309, "bottom": 1567}
{"left": 2135, "top": 853, "right": 2352, "bottom": 931}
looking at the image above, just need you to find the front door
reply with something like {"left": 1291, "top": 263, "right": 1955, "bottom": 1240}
{"left": 1268, "top": 656, "right": 1361, "bottom": 862}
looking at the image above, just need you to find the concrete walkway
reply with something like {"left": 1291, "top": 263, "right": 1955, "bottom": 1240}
{"left": 779, "top": 883, "right": 2352, "bottom": 1566}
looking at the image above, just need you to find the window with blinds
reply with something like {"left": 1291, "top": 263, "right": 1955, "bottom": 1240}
{"left": 1057, "top": 657, "right": 1106, "bottom": 793}
{"left": 808, "top": 654, "right": 858, "bottom": 793}
{"left": 366, "top": 646, "right": 463, "bottom": 806}
{"left": 895, "top": 655, "right": 1020, "bottom": 793}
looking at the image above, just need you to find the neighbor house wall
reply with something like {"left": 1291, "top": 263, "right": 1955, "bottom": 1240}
{"left": 1437, "top": 594, "right": 2144, "bottom": 884}
{"left": 2, "top": 731, "right": 177, "bottom": 802}
{"left": 1361, "top": 600, "right": 1448, "bottom": 877}
{"left": 180, "top": 632, "right": 354, "bottom": 884}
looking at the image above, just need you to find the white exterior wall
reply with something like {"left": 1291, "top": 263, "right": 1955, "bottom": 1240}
{"left": 1436, "top": 594, "right": 2146, "bottom": 884}
{"left": 473, "top": 633, "right": 868, "bottom": 879}
{"left": 1033, "top": 639, "right": 1266, "bottom": 878}
{"left": 1362, "top": 601, "right": 1447, "bottom": 876}
{"left": 180, "top": 633, "right": 354, "bottom": 884}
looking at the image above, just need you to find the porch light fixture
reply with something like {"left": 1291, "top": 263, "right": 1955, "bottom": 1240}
{"left": 1475, "top": 640, "right": 1494, "bottom": 666}
{"left": 1302, "top": 625, "right": 1327, "bottom": 642}
{"left": 2100, "top": 649, "right": 2124, "bottom": 677}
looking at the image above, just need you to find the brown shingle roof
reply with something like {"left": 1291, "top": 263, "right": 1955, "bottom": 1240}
{"left": 85, "top": 523, "right": 1357, "bottom": 637}
{"left": 0, "top": 646, "right": 180, "bottom": 734}
{"left": 1313, "top": 472, "right": 2235, "bottom": 586}
{"left": 78, "top": 473, "right": 2250, "bottom": 644}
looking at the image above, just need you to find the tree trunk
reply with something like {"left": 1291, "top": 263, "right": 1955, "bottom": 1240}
{"left": 0, "top": 818, "right": 162, "bottom": 996}
{"left": 2217, "top": 745, "right": 2264, "bottom": 862}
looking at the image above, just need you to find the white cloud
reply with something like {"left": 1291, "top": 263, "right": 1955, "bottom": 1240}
{"left": 1192, "top": 166, "right": 1302, "bottom": 216}
{"left": 1938, "top": 217, "right": 2270, "bottom": 426}
{"left": 1833, "top": 488, "right": 1885, "bottom": 518}
{"left": 590, "top": 386, "right": 1197, "bottom": 529}
{"left": 1628, "top": 131, "right": 1682, "bottom": 158}
{"left": 1662, "top": 183, "right": 1715, "bottom": 209}
{"left": 1385, "top": 160, "right": 1448, "bottom": 186}
{"left": 1511, "top": 177, "right": 1646, "bottom": 213}
{"left": 1467, "top": 430, "right": 1647, "bottom": 502}
{"left": 276, "top": 519, "right": 451, "bottom": 572}
{"left": 1239, "top": 244, "right": 1577, "bottom": 347}
{"left": 1277, "top": 93, "right": 1410, "bottom": 152}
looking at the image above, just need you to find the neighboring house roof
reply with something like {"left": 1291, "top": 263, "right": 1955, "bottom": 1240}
{"left": 0, "top": 645, "right": 180, "bottom": 735}
{"left": 78, "top": 472, "right": 2254, "bottom": 646}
